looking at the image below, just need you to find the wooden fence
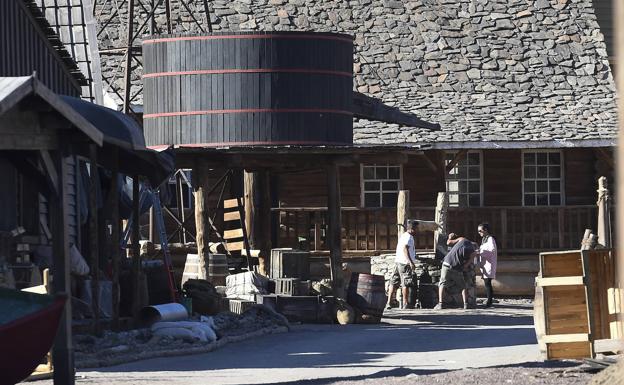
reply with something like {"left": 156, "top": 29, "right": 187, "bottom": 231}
{"left": 274, "top": 205, "right": 599, "bottom": 254}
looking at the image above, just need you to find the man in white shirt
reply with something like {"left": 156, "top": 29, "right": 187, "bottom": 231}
{"left": 387, "top": 220, "right": 417, "bottom": 310}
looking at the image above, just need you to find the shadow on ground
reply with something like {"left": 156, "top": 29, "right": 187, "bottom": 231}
{"left": 84, "top": 305, "right": 538, "bottom": 374}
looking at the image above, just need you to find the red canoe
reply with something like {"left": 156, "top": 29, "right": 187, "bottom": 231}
{"left": 0, "top": 288, "right": 66, "bottom": 385}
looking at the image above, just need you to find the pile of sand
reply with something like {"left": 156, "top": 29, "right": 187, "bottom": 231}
{"left": 589, "top": 358, "right": 624, "bottom": 385}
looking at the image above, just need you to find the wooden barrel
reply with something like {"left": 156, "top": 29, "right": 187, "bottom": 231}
{"left": 208, "top": 253, "right": 228, "bottom": 286}
{"left": 347, "top": 273, "right": 387, "bottom": 317}
{"left": 418, "top": 283, "right": 438, "bottom": 309}
{"left": 142, "top": 31, "right": 354, "bottom": 147}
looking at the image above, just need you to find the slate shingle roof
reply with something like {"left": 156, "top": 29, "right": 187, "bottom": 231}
{"left": 350, "top": 0, "right": 618, "bottom": 147}
{"left": 94, "top": 0, "right": 618, "bottom": 147}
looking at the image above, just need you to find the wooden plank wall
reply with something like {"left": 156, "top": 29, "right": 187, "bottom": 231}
{"left": 403, "top": 152, "right": 445, "bottom": 207}
{"left": 565, "top": 148, "right": 598, "bottom": 206}
{"left": 276, "top": 151, "right": 445, "bottom": 208}
{"left": 0, "top": 159, "right": 18, "bottom": 231}
{"left": 274, "top": 148, "right": 609, "bottom": 210}
{"left": 483, "top": 150, "right": 522, "bottom": 206}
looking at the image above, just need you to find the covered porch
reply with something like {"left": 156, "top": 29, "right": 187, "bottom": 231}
{"left": 275, "top": 205, "right": 599, "bottom": 255}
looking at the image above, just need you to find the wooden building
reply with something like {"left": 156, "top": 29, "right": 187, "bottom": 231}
{"left": 0, "top": 1, "right": 174, "bottom": 383}
{"left": 90, "top": 1, "right": 617, "bottom": 294}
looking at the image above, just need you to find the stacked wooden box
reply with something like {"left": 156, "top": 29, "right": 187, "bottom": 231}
{"left": 534, "top": 249, "right": 623, "bottom": 359}
{"left": 273, "top": 278, "right": 311, "bottom": 296}
{"left": 261, "top": 248, "right": 332, "bottom": 323}
{"left": 270, "top": 249, "right": 310, "bottom": 280}
{"left": 257, "top": 294, "right": 335, "bottom": 323}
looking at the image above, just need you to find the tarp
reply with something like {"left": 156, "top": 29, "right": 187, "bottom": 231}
{"left": 60, "top": 95, "right": 175, "bottom": 186}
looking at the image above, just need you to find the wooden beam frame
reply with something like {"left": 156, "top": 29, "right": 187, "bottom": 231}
{"left": 419, "top": 152, "right": 439, "bottom": 173}
{"left": 445, "top": 149, "right": 467, "bottom": 174}
{"left": 39, "top": 150, "right": 59, "bottom": 195}
{"left": 594, "top": 148, "right": 614, "bottom": 170}
{"left": 535, "top": 276, "right": 584, "bottom": 286}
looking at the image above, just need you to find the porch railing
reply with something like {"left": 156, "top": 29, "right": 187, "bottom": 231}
{"left": 274, "top": 205, "right": 598, "bottom": 254}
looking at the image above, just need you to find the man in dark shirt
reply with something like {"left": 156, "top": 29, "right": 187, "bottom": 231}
{"left": 434, "top": 236, "right": 479, "bottom": 310}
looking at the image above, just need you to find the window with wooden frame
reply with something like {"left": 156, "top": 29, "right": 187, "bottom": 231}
{"left": 522, "top": 150, "right": 563, "bottom": 206}
{"left": 445, "top": 151, "right": 482, "bottom": 207}
{"left": 361, "top": 164, "right": 402, "bottom": 208}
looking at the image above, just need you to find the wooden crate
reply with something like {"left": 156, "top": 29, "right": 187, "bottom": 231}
{"left": 608, "top": 288, "right": 623, "bottom": 339}
{"left": 534, "top": 249, "right": 622, "bottom": 359}
{"left": 273, "top": 278, "right": 312, "bottom": 296}
{"left": 227, "top": 299, "right": 256, "bottom": 315}
{"left": 274, "top": 278, "right": 300, "bottom": 296}
{"left": 257, "top": 294, "right": 335, "bottom": 323}
{"left": 270, "top": 249, "right": 310, "bottom": 280}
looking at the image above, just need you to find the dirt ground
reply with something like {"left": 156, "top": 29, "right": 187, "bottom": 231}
{"left": 32, "top": 299, "right": 619, "bottom": 385}
{"left": 322, "top": 363, "right": 594, "bottom": 385}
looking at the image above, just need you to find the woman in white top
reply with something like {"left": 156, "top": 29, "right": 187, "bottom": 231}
{"left": 478, "top": 223, "right": 497, "bottom": 307}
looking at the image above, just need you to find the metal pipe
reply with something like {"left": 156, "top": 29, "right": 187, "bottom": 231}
{"left": 139, "top": 303, "right": 189, "bottom": 326}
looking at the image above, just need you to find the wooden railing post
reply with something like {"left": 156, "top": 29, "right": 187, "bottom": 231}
{"left": 397, "top": 190, "right": 409, "bottom": 239}
{"left": 500, "top": 208, "right": 508, "bottom": 250}
{"left": 558, "top": 207, "right": 565, "bottom": 248}
{"left": 314, "top": 211, "right": 321, "bottom": 251}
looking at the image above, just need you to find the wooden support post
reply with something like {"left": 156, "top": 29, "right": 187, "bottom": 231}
{"left": 581, "top": 229, "right": 593, "bottom": 250}
{"left": 433, "top": 192, "right": 449, "bottom": 258}
{"left": 244, "top": 171, "right": 256, "bottom": 253}
{"left": 314, "top": 211, "right": 322, "bottom": 251}
{"left": 176, "top": 172, "right": 186, "bottom": 243}
{"left": 193, "top": 161, "right": 209, "bottom": 280}
{"left": 131, "top": 175, "right": 141, "bottom": 321}
{"left": 326, "top": 163, "right": 344, "bottom": 298}
{"left": 51, "top": 147, "right": 74, "bottom": 385}
{"left": 148, "top": 207, "right": 154, "bottom": 242}
{"left": 164, "top": 0, "right": 173, "bottom": 34}
{"left": 597, "top": 176, "right": 612, "bottom": 248}
{"left": 617, "top": 0, "right": 624, "bottom": 333}
{"left": 88, "top": 145, "right": 100, "bottom": 334}
{"left": 109, "top": 149, "right": 120, "bottom": 330}
{"left": 244, "top": 170, "right": 272, "bottom": 275}
{"left": 558, "top": 207, "right": 565, "bottom": 248}
{"left": 397, "top": 190, "right": 409, "bottom": 238}
{"left": 122, "top": 0, "right": 135, "bottom": 114}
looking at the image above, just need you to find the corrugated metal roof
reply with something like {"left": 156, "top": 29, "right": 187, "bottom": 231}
{"left": 0, "top": 77, "right": 32, "bottom": 111}
{"left": 20, "top": 0, "right": 87, "bottom": 86}
{"left": 33, "top": 0, "right": 103, "bottom": 103}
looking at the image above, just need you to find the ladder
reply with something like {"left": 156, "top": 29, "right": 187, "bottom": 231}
{"left": 121, "top": 187, "right": 178, "bottom": 303}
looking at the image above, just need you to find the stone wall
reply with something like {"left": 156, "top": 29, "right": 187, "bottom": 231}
{"left": 370, "top": 254, "right": 395, "bottom": 282}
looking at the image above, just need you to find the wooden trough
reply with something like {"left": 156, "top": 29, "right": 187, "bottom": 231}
{"left": 534, "top": 249, "right": 623, "bottom": 359}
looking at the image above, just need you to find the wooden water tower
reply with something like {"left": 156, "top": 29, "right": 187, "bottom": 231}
{"left": 142, "top": 31, "right": 354, "bottom": 147}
